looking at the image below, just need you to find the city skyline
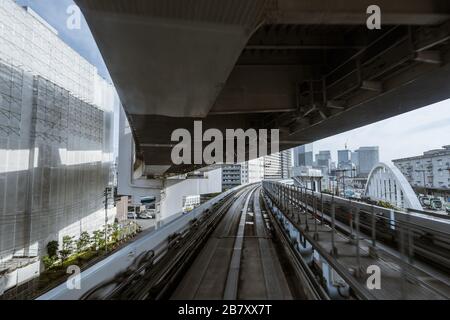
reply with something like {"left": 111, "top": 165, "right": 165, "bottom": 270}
{"left": 313, "top": 98, "right": 450, "bottom": 164}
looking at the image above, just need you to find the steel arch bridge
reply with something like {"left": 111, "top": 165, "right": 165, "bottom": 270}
{"left": 364, "top": 162, "right": 422, "bottom": 210}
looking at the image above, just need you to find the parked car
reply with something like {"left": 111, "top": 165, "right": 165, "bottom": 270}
{"left": 445, "top": 203, "right": 450, "bottom": 214}
{"left": 419, "top": 195, "right": 432, "bottom": 208}
{"left": 139, "top": 210, "right": 156, "bottom": 219}
{"left": 127, "top": 212, "right": 137, "bottom": 219}
{"left": 430, "top": 198, "right": 443, "bottom": 211}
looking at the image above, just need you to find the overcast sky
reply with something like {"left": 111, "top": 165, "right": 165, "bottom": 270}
{"left": 18, "top": 0, "right": 450, "bottom": 164}
{"left": 313, "top": 100, "right": 450, "bottom": 163}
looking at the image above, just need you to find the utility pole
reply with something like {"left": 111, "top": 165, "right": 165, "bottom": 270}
{"left": 103, "top": 186, "right": 112, "bottom": 253}
{"left": 335, "top": 168, "right": 354, "bottom": 198}
{"left": 342, "top": 171, "right": 345, "bottom": 197}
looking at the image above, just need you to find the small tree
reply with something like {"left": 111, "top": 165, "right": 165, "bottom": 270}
{"left": 46, "top": 240, "right": 59, "bottom": 259}
{"left": 76, "top": 232, "right": 91, "bottom": 253}
{"left": 92, "top": 230, "right": 105, "bottom": 250}
{"left": 59, "top": 235, "right": 74, "bottom": 263}
{"left": 111, "top": 223, "right": 120, "bottom": 244}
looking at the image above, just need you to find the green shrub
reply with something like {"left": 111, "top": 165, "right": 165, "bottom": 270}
{"left": 377, "top": 200, "right": 396, "bottom": 210}
{"left": 42, "top": 255, "right": 55, "bottom": 270}
{"left": 46, "top": 240, "right": 59, "bottom": 258}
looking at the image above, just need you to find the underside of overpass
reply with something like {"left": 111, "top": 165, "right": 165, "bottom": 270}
{"left": 76, "top": 0, "right": 450, "bottom": 177}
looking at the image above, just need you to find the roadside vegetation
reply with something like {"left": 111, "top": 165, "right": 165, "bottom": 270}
{"left": 42, "top": 222, "right": 141, "bottom": 271}
{"left": 1, "top": 221, "right": 142, "bottom": 299}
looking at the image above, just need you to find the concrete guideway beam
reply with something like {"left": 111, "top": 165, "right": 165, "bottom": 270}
{"left": 76, "top": 0, "right": 450, "bottom": 176}
{"left": 75, "top": 0, "right": 269, "bottom": 118}
{"left": 269, "top": 0, "right": 450, "bottom": 25}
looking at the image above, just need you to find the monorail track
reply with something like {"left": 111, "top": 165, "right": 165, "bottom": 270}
{"left": 106, "top": 184, "right": 323, "bottom": 300}
{"left": 74, "top": 183, "right": 448, "bottom": 301}
{"left": 171, "top": 186, "right": 303, "bottom": 299}
{"left": 95, "top": 186, "right": 307, "bottom": 300}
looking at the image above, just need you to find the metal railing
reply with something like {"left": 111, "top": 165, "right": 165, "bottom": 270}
{"left": 262, "top": 181, "right": 450, "bottom": 299}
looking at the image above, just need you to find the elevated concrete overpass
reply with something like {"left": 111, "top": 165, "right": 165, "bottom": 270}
{"left": 76, "top": 0, "right": 450, "bottom": 176}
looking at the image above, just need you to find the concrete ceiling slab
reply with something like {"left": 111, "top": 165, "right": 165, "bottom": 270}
{"left": 76, "top": 0, "right": 450, "bottom": 176}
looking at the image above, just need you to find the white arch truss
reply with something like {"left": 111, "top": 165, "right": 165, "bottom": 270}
{"left": 364, "top": 162, "right": 422, "bottom": 210}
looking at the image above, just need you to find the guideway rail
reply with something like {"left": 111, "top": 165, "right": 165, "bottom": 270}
{"left": 172, "top": 186, "right": 300, "bottom": 300}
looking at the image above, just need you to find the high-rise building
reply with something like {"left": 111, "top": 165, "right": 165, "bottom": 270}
{"left": 338, "top": 149, "right": 352, "bottom": 167}
{"left": 262, "top": 149, "right": 293, "bottom": 180}
{"left": 281, "top": 149, "right": 292, "bottom": 179}
{"left": 351, "top": 151, "right": 359, "bottom": 169}
{"left": 264, "top": 153, "right": 282, "bottom": 180}
{"left": 393, "top": 146, "right": 450, "bottom": 192}
{"left": 241, "top": 157, "right": 264, "bottom": 184}
{"left": 355, "top": 146, "right": 379, "bottom": 177}
{"left": 330, "top": 161, "right": 337, "bottom": 171}
{"left": 293, "top": 144, "right": 313, "bottom": 167}
{"left": 316, "top": 150, "right": 332, "bottom": 172}
{"left": 221, "top": 164, "right": 242, "bottom": 191}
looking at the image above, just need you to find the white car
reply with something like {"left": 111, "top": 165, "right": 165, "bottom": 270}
{"left": 127, "top": 212, "right": 137, "bottom": 219}
{"left": 139, "top": 210, "right": 156, "bottom": 219}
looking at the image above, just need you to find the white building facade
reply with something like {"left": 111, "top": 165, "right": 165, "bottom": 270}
{"left": 0, "top": 1, "right": 116, "bottom": 263}
{"left": 393, "top": 146, "right": 450, "bottom": 194}
{"left": 241, "top": 157, "right": 264, "bottom": 184}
